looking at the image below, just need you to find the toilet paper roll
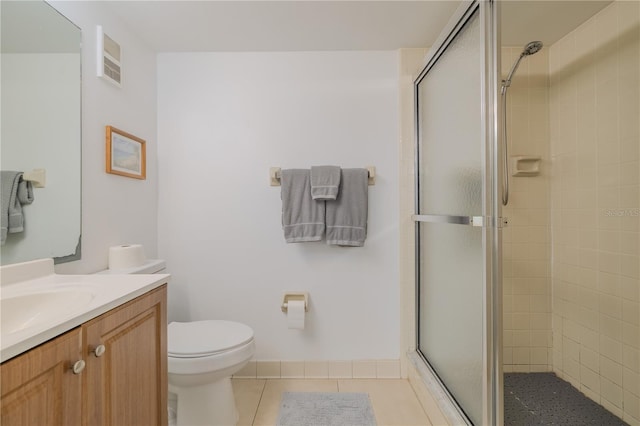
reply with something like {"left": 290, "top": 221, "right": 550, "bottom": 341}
{"left": 287, "top": 300, "right": 306, "bottom": 329}
{"left": 108, "top": 244, "right": 146, "bottom": 270}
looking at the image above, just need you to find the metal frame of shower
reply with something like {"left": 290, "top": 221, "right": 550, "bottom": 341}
{"left": 412, "top": 0, "right": 503, "bottom": 424}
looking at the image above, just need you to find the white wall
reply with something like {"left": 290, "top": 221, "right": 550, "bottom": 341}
{"left": 48, "top": 1, "right": 158, "bottom": 274}
{"left": 157, "top": 51, "right": 400, "bottom": 360}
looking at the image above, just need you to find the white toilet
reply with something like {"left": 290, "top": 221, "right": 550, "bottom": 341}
{"left": 101, "top": 259, "right": 255, "bottom": 426}
{"left": 168, "top": 320, "right": 255, "bottom": 426}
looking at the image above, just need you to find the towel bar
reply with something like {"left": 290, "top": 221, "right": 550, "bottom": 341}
{"left": 270, "top": 166, "right": 375, "bottom": 186}
{"left": 22, "top": 169, "right": 46, "bottom": 188}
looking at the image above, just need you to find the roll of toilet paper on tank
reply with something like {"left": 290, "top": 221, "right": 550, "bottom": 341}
{"left": 287, "top": 300, "right": 306, "bottom": 329}
{"left": 108, "top": 244, "right": 146, "bottom": 270}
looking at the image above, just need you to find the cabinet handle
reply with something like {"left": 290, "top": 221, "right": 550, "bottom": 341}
{"left": 72, "top": 360, "right": 86, "bottom": 374}
{"left": 93, "top": 344, "right": 106, "bottom": 357}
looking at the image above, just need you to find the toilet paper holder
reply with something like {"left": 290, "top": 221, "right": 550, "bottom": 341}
{"left": 281, "top": 292, "right": 309, "bottom": 313}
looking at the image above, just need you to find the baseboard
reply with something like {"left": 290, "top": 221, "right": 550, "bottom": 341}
{"left": 233, "top": 359, "right": 401, "bottom": 379}
{"left": 503, "top": 364, "right": 552, "bottom": 373}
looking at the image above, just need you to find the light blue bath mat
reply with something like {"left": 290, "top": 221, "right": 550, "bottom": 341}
{"left": 276, "top": 392, "right": 377, "bottom": 426}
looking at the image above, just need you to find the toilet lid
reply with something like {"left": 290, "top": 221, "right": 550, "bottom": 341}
{"left": 168, "top": 320, "right": 254, "bottom": 358}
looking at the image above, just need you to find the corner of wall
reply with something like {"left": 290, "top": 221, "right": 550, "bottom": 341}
{"left": 397, "top": 47, "right": 428, "bottom": 379}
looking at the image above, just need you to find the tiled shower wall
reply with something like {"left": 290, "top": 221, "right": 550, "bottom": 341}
{"left": 549, "top": 1, "right": 640, "bottom": 424}
{"left": 502, "top": 45, "right": 553, "bottom": 373}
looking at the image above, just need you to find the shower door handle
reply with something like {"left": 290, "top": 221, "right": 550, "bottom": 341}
{"left": 412, "top": 214, "right": 484, "bottom": 227}
{"left": 412, "top": 215, "right": 508, "bottom": 228}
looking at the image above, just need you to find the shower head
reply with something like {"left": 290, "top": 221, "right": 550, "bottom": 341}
{"left": 501, "top": 41, "right": 544, "bottom": 93}
{"left": 522, "top": 41, "right": 543, "bottom": 56}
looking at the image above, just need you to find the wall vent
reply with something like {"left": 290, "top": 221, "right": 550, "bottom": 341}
{"left": 97, "top": 26, "right": 121, "bottom": 87}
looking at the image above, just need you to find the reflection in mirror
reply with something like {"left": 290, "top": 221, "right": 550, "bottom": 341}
{"left": 1, "top": 1, "right": 81, "bottom": 265}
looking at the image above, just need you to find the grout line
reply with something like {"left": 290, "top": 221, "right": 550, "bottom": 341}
{"left": 251, "top": 379, "right": 267, "bottom": 426}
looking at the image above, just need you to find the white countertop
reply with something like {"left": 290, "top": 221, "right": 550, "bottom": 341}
{"left": 1, "top": 263, "right": 170, "bottom": 363}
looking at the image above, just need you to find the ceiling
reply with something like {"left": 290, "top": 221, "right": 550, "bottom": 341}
{"left": 102, "top": 0, "right": 612, "bottom": 52}
{"left": 501, "top": 0, "right": 611, "bottom": 47}
{"left": 103, "top": 1, "right": 460, "bottom": 52}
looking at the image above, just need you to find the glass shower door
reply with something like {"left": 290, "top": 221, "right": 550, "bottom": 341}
{"left": 414, "top": 1, "right": 501, "bottom": 425}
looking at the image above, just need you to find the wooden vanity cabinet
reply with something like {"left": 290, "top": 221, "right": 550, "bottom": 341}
{"left": 0, "top": 285, "right": 167, "bottom": 426}
{"left": 83, "top": 285, "right": 167, "bottom": 426}
{"left": 0, "top": 328, "right": 84, "bottom": 425}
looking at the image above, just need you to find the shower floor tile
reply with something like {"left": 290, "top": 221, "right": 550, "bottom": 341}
{"left": 504, "top": 372, "right": 629, "bottom": 426}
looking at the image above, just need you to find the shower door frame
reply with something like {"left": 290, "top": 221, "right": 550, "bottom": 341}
{"left": 412, "top": 1, "right": 503, "bottom": 424}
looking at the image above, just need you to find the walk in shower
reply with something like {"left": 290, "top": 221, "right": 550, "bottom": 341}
{"left": 412, "top": 0, "right": 639, "bottom": 424}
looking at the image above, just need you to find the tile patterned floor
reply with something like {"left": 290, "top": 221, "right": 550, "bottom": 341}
{"left": 504, "top": 373, "right": 630, "bottom": 426}
{"left": 232, "top": 378, "right": 433, "bottom": 426}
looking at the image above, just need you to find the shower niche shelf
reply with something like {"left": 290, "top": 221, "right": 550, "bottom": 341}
{"left": 510, "top": 156, "right": 541, "bottom": 177}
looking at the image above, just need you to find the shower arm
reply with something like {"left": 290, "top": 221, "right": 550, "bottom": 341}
{"left": 502, "top": 53, "right": 524, "bottom": 93}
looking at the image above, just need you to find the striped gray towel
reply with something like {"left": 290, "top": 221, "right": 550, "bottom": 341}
{"left": 310, "top": 165, "right": 341, "bottom": 200}
{"left": 325, "top": 168, "right": 368, "bottom": 246}
{"left": 281, "top": 169, "right": 324, "bottom": 243}
{"left": 1, "top": 171, "right": 34, "bottom": 245}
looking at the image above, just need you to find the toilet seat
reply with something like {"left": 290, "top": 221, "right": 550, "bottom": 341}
{"left": 168, "top": 320, "right": 254, "bottom": 358}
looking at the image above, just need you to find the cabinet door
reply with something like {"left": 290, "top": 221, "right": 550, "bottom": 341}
{"left": 1, "top": 328, "right": 83, "bottom": 426}
{"left": 83, "top": 285, "right": 167, "bottom": 426}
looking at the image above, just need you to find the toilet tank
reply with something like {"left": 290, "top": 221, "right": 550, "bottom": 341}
{"left": 97, "top": 259, "right": 166, "bottom": 275}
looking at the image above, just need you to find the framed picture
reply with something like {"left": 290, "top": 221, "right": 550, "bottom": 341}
{"left": 106, "top": 126, "right": 146, "bottom": 179}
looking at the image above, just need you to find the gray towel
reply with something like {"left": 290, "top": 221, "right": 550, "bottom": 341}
{"left": 281, "top": 169, "right": 324, "bottom": 243}
{"left": 325, "top": 168, "right": 368, "bottom": 246}
{"left": 310, "top": 165, "right": 341, "bottom": 200}
{"left": 1, "top": 171, "right": 34, "bottom": 245}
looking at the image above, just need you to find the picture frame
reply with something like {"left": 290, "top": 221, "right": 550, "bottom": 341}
{"left": 106, "top": 126, "right": 146, "bottom": 180}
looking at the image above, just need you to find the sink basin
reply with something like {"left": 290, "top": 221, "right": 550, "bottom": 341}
{"left": 0, "top": 258, "right": 169, "bottom": 363}
{"left": 1, "top": 287, "right": 95, "bottom": 335}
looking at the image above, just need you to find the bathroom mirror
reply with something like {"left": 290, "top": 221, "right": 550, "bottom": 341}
{"left": 1, "top": 0, "right": 81, "bottom": 265}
